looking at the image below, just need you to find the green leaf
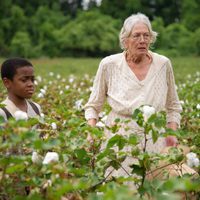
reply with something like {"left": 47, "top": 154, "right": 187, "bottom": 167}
{"left": 74, "top": 148, "right": 90, "bottom": 164}
{"left": 107, "top": 134, "right": 127, "bottom": 150}
{"left": 109, "top": 160, "right": 121, "bottom": 170}
{"left": 97, "top": 148, "right": 114, "bottom": 161}
{"left": 132, "top": 108, "right": 141, "bottom": 119}
{"left": 154, "top": 117, "right": 166, "bottom": 128}
{"left": 128, "top": 134, "right": 138, "bottom": 145}
{"left": 130, "top": 164, "right": 145, "bottom": 176}
{"left": 6, "top": 163, "right": 25, "bottom": 174}
{"left": 152, "top": 129, "right": 158, "bottom": 143}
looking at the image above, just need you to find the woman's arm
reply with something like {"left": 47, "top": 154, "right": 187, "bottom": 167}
{"left": 165, "top": 60, "right": 182, "bottom": 146}
{"left": 166, "top": 122, "right": 178, "bottom": 146}
{"left": 87, "top": 118, "right": 97, "bottom": 127}
{"left": 84, "top": 59, "right": 108, "bottom": 125}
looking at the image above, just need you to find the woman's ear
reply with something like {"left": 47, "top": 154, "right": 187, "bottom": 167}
{"left": 2, "top": 78, "right": 11, "bottom": 89}
{"left": 124, "top": 38, "right": 129, "bottom": 50}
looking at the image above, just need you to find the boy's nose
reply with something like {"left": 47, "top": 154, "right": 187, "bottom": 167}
{"left": 27, "top": 80, "right": 34, "bottom": 87}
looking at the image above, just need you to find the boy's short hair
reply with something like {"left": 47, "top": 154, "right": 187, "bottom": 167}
{"left": 1, "top": 57, "right": 33, "bottom": 80}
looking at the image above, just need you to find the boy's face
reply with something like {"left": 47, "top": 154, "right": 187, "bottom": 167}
{"left": 4, "top": 66, "right": 35, "bottom": 99}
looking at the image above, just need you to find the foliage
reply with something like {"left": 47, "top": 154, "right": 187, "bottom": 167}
{"left": 10, "top": 31, "right": 32, "bottom": 58}
{"left": 0, "top": 68, "right": 199, "bottom": 199}
{"left": 0, "top": 0, "right": 199, "bottom": 57}
{"left": 161, "top": 23, "right": 196, "bottom": 56}
{"left": 54, "top": 10, "right": 121, "bottom": 57}
{"left": 181, "top": 0, "right": 200, "bottom": 31}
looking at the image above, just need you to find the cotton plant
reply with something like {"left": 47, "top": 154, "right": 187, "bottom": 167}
{"left": 74, "top": 99, "right": 84, "bottom": 110}
{"left": 96, "top": 121, "right": 105, "bottom": 128}
{"left": 51, "top": 122, "right": 57, "bottom": 130}
{"left": 65, "top": 85, "right": 70, "bottom": 90}
{"left": 49, "top": 72, "right": 54, "bottom": 76}
{"left": 56, "top": 74, "right": 61, "bottom": 79}
{"left": 186, "top": 152, "right": 200, "bottom": 168}
{"left": 96, "top": 112, "right": 108, "bottom": 128}
{"left": 36, "top": 75, "right": 42, "bottom": 82}
{"left": 31, "top": 151, "right": 59, "bottom": 165}
{"left": 43, "top": 152, "right": 59, "bottom": 164}
{"left": 132, "top": 105, "right": 168, "bottom": 148}
{"left": 68, "top": 76, "right": 75, "bottom": 83}
{"left": 37, "top": 88, "right": 46, "bottom": 98}
{"left": 140, "top": 105, "right": 156, "bottom": 122}
{"left": 32, "top": 151, "right": 43, "bottom": 164}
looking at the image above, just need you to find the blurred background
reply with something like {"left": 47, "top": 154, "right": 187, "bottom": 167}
{"left": 0, "top": 0, "right": 200, "bottom": 58}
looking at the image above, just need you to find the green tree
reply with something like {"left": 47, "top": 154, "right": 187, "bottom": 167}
{"left": 100, "top": 0, "right": 142, "bottom": 21}
{"left": 181, "top": 0, "right": 200, "bottom": 31}
{"left": 151, "top": 17, "right": 165, "bottom": 49}
{"left": 29, "top": 6, "right": 68, "bottom": 56}
{"left": 1, "top": 5, "right": 27, "bottom": 45}
{"left": 161, "top": 23, "right": 195, "bottom": 56}
{"left": 10, "top": 31, "right": 32, "bottom": 57}
{"left": 147, "top": 0, "right": 182, "bottom": 25}
{"left": 55, "top": 10, "right": 121, "bottom": 56}
{"left": 193, "top": 28, "right": 200, "bottom": 55}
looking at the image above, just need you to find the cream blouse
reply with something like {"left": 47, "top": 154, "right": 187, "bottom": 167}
{"left": 85, "top": 51, "right": 182, "bottom": 127}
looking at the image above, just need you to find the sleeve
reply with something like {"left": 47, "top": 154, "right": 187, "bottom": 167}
{"left": 165, "top": 60, "right": 182, "bottom": 126}
{"left": 84, "top": 59, "right": 108, "bottom": 121}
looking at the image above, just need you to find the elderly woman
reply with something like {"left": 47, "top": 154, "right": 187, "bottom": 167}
{"left": 85, "top": 13, "right": 182, "bottom": 155}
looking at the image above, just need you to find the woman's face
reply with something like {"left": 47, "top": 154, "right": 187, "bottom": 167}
{"left": 125, "top": 22, "right": 151, "bottom": 56}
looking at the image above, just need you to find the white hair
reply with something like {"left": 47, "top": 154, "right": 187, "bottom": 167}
{"left": 119, "top": 13, "right": 158, "bottom": 49}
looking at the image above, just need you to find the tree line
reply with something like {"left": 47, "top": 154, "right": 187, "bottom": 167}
{"left": 0, "top": 0, "right": 200, "bottom": 58}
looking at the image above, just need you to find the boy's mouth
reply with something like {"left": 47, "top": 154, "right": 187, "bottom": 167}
{"left": 27, "top": 89, "right": 34, "bottom": 94}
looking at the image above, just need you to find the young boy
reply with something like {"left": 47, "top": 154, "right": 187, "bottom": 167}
{"left": 0, "top": 57, "right": 41, "bottom": 121}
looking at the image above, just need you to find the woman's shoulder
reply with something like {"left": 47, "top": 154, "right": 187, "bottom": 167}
{"left": 150, "top": 51, "right": 170, "bottom": 65}
{"left": 100, "top": 53, "right": 124, "bottom": 66}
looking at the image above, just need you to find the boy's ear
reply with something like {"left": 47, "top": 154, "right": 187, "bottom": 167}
{"left": 2, "top": 77, "right": 12, "bottom": 89}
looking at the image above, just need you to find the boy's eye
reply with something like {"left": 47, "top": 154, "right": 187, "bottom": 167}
{"left": 21, "top": 79, "right": 27, "bottom": 82}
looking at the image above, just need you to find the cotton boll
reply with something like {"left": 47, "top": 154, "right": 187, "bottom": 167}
{"left": 38, "top": 92, "right": 44, "bottom": 98}
{"left": 186, "top": 152, "right": 200, "bottom": 168}
{"left": 49, "top": 72, "right": 54, "bottom": 76}
{"left": 193, "top": 158, "right": 200, "bottom": 167}
{"left": 197, "top": 104, "right": 200, "bottom": 110}
{"left": 74, "top": 99, "right": 83, "bottom": 110}
{"left": 141, "top": 105, "right": 156, "bottom": 122}
{"left": 37, "top": 76, "right": 42, "bottom": 82}
{"left": 13, "top": 111, "right": 28, "bottom": 121}
{"left": 43, "top": 152, "right": 59, "bottom": 164}
{"left": 40, "top": 88, "right": 46, "bottom": 94}
{"left": 56, "top": 74, "right": 61, "bottom": 79}
{"left": 43, "top": 179, "right": 52, "bottom": 189}
{"left": 34, "top": 80, "right": 38, "bottom": 85}
{"left": 51, "top": 122, "right": 57, "bottom": 130}
{"left": 101, "top": 115, "right": 108, "bottom": 123}
{"left": 98, "top": 112, "right": 106, "bottom": 118}
{"left": 40, "top": 113, "right": 45, "bottom": 119}
{"left": 186, "top": 152, "right": 197, "bottom": 160}
{"left": 65, "top": 85, "right": 70, "bottom": 90}
{"left": 32, "top": 151, "right": 42, "bottom": 164}
{"left": 69, "top": 77, "right": 74, "bottom": 83}
{"left": 96, "top": 121, "right": 105, "bottom": 128}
